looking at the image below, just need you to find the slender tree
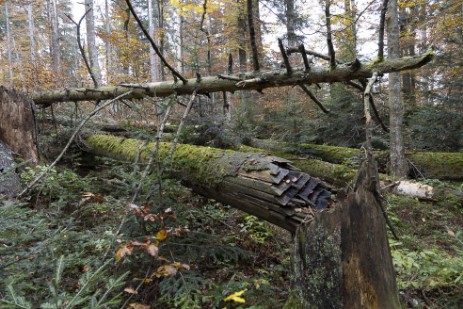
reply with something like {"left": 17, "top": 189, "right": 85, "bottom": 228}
{"left": 387, "top": 0, "right": 408, "bottom": 177}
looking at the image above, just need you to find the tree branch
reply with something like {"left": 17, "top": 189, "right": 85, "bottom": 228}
{"left": 65, "top": 11, "right": 98, "bottom": 88}
{"left": 124, "top": 0, "right": 187, "bottom": 84}
{"left": 299, "top": 85, "right": 330, "bottom": 114}
{"left": 31, "top": 50, "right": 434, "bottom": 106}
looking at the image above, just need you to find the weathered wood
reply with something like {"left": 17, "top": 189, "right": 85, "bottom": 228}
{"left": 80, "top": 134, "right": 334, "bottom": 232}
{"left": 0, "top": 141, "right": 21, "bottom": 196}
{"left": 284, "top": 161, "right": 400, "bottom": 309}
{"left": 0, "top": 87, "right": 39, "bottom": 164}
{"left": 31, "top": 50, "right": 433, "bottom": 106}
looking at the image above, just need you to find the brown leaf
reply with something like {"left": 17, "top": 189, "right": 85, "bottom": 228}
{"left": 448, "top": 229, "right": 456, "bottom": 237}
{"left": 115, "top": 245, "right": 132, "bottom": 261}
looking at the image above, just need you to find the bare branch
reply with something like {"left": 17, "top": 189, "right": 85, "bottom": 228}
{"left": 124, "top": 0, "right": 187, "bottom": 84}
{"left": 65, "top": 10, "right": 98, "bottom": 88}
{"left": 278, "top": 38, "right": 292, "bottom": 76}
{"left": 299, "top": 84, "right": 330, "bottom": 114}
{"left": 299, "top": 44, "right": 311, "bottom": 72}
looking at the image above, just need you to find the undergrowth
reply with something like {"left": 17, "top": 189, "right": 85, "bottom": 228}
{"left": 0, "top": 159, "right": 290, "bottom": 308}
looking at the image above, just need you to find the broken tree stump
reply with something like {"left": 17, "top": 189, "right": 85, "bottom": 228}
{"left": 285, "top": 160, "right": 400, "bottom": 308}
{"left": 0, "top": 87, "right": 39, "bottom": 164}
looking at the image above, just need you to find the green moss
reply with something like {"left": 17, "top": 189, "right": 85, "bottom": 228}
{"left": 408, "top": 152, "right": 463, "bottom": 180}
{"left": 85, "top": 135, "right": 276, "bottom": 187}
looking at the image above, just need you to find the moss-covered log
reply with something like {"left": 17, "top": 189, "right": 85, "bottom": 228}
{"left": 247, "top": 139, "right": 463, "bottom": 181}
{"left": 81, "top": 134, "right": 335, "bottom": 233}
{"left": 32, "top": 50, "right": 433, "bottom": 106}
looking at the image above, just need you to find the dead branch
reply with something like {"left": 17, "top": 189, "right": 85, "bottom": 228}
{"left": 299, "top": 84, "right": 330, "bottom": 114}
{"left": 124, "top": 0, "right": 187, "bottom": 84}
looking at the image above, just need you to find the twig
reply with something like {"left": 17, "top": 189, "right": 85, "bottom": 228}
{"left": 278, "top": 38, "right": 292, "bottom": 76}
{"left": 299, "top": 85, "right": 330, "bottom": 114}
{"left": 247, "top": 0, "right": 260, "bottom": 71}
{"left": 378, "top": 0, "right": 390, "bottom": 61}
{"left": 167, "top": 90, "right": 198, "bottom": 161}
{"left": 65, "top": 10, "right": 98, "bottom": 88}
{"left": 18, "top": 91, "right": 132, "bottom": 197}
{"left": 124, "top": 0, "right": 187, "bottom": 84}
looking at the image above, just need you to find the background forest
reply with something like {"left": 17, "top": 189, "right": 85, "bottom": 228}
{"left": 0, "top": 0, "right": 462, "bottom": 308}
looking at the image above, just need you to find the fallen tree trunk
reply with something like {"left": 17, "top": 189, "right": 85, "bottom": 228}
{"left": 247, "top": 139, "right": 463, "bottom": 181}
{"left": 81, "top": 134, "right": 335, "bottom": 233}
{"left": 32, "top": 51, "right": 433, "bottom": 106}
{"left": 81, "top": 134, "right": 400, "bottom": 308}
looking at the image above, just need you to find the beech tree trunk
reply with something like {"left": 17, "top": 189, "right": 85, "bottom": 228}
{"left": 85, "top": 0, "right": 102, "bottom": 85}
{"left": 387, "top": 0, "right": 408, "bottom": 177}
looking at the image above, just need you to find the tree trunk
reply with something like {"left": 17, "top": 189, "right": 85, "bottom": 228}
{"left": 387, "top": 0, "right": 408, "bottom": 177}
{"left": 148, "top": 0, "right": 160, "bottom": 81}
{"left": 48, "top": 0, "right": 62, "bottom": 81}
{"left": 85, "top": 0, "right": 102, "bottom": 85}
{"left": 0, "top": 87, "right": 39, "bottom": 164}
{"left": 5, "top": 2, "right": 14, "bottom": 88}
{"left": 245, "top": 139, "right": 463, "bottom": 181}
{"left": 81, "top": 134, "right": 334, "bottom": 233}
{"left": 30, "top": 50, "right": 433, "bottom": 106}
{"left": 284, "top": 160, "right": 400, "bottom": 308}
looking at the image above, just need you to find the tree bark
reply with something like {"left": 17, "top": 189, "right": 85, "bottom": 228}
{"left": 0, "top": 141, "right": 21, "bottom": 197}
{"left": 85, "top": 0, "right": 102, "bottom": 85}
{"left": 387, "top": 0, "right": 408, "bottom": 177}
{"left": 284, "top": 161, "right": 400, "bottom": 308}
{"left": 0, "top": 87, "right": 39, "bottom": 164}
{"left": 148, "top": 0, "right": 160, "bottom": 81}
{"left": 81, "top": 134, "right": 334, "bottom": 233}
{"left": 5, "top": 2, "right": 14, "bottom": 88}
{"left": 48, "top": 0, "right": 62, "bottom": 81}
{"left": 31, "top": 50, "right": 434, "bottom": 106}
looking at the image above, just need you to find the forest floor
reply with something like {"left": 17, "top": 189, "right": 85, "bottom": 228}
{"left": 1, "top": 140, "right": 462, "bottom": 308}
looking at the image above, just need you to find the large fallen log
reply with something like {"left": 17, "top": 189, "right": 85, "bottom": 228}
{"left": 31, "top": 50, "right": 433, "bottom": 106}
{"left": 246, "top": 139, "right": 463, "bottom": 181}
{"left": 81, "top": 134, "right": 335, "bottom": 233}
{"left": 81, "top": 134, "right": 400, "bottom": 308}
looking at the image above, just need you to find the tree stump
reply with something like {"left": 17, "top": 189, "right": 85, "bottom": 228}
{"left": 285, "top": 160, "right": 400, "bottom": 308}
{"left": 0, "top": 86, "right": 39, "bottom": 164}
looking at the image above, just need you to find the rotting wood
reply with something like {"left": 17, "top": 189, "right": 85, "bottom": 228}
{"left": 31, "top": 50, "right": 433, "bottom": 106}
{"left": 81, "top": 134, "right": 335, "bottom": 233}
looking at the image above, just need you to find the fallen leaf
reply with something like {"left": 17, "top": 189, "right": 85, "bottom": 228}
{"left": 448, "top": 230, "right": 455, "bottom": 237}
{"left": 147, "top": 244, "right": 159, "bottom": 257}
{"left": 124, "top": 287, "right": 138, "bottom": 294}
{"left": 224, "top": 289, "right": 247, "bottom": 303}
{"left": 128, "top": 303, "right": 150, "bottom": 309}
{"left": 156, "top": 229, "right": 168, "bottom": 241}
{"left": 115, "top": 245, "right": 132, "bottom": 261}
